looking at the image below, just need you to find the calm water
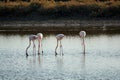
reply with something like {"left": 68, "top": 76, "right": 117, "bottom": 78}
{"left": 0, "top": 32, "right": 120, "bottom": 80}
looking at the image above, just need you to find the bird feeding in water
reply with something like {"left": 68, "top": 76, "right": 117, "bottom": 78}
{"left": 55, "top": 34, "right": 65, "bottom": 56}
{"left": 37, "top": 33, "right": 43, "bottom": 54}
{"left": 79, "top": 31, "right": 86, "bottom": 54}
{"left": 26, "top": 33, "right": 43, "bottom": 56}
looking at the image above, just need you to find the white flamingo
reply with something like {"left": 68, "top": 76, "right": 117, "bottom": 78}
{"left": 55, "top": 34, "right": 65, "bottom": 56}
{"left": 26, "top": 33, "right": 43, "bottom": 56}
{"left": 79, "top": 31, "right": 86, "bottom": 54}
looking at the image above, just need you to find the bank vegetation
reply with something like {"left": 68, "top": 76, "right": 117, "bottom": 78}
{"left": 0, "top": 0, "right": 120, "bottom": 20}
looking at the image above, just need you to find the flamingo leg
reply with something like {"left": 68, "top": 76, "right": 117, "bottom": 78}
{"left": 60, "top": 40, "right": 63, "bottom": 56}
{"left": 38, "top": 39, "right": 40, "bottom": 55}
{"left": 26, "top": 40, "right": 31, "bottom": 56}
{"left": 41, "top": 41, "right": 43, "bottom": 54}
{"left": 55, "top": 40, "right": 59, "bottom": 56}
{"left": 38, "top": 39, "right": 43, "bottom": 55}
{"left": 83, "top": 37, "right": 85, "bottom": 54}
{"left": 33, "top": 40, "right": 36, "bottom": 55}
{"left": 81, "top": 37, "right": 85, "bottom": 54}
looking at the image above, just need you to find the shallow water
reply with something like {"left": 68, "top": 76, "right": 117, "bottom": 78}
{"left": 0, "top": 33, "right": 120, "bottom": 80}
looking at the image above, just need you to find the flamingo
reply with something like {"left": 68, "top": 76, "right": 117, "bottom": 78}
{"left": 79, "top": 31, "right": 86, "bottom": 54}
{"left": 37, "top": 33, "right": 43, "bottom": 55}
{"left": 26, "top": 33, "right": 43, "bottom": 56}
{"left": 55, "top": 34, "right": 65, "bottom": 56}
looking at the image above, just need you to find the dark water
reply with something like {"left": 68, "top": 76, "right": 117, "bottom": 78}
{"left": 0, "top": 32, "right": 120, "bottom": 80}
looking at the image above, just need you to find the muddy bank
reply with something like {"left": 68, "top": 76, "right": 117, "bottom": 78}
{"left": 0, "top": 20, "right": 120, "bottom": 32}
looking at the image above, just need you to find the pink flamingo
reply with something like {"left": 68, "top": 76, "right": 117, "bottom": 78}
{"left": 79, "top": 31, "right": 86, "bottom": 54}
{"left": 26, "top": 33, "right": 43, "bottom": 56}
{"left": 37, "top": 33, "right": 43, "bottom": 54}
{"left": 55, "top": 34, "right": 65, "bottom": 56}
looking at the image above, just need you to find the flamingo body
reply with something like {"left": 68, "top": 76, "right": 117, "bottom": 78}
{"left": 29, "top": 35, "right": 38, "bottom": 41}
{"left": 79, "top": 31, "right": 86, "bottom": 38}
{"left": 56, "top": 34, "right": 64, "bottom": 40}
{"left": 37, "top": 33, "right": 43, "bottom": 39}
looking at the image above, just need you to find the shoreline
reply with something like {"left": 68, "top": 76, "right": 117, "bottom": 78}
{"left": 0, "top": 20, "right": 120, "bottom": 30}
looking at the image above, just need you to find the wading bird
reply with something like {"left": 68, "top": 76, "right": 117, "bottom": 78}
{"left": 26, "top": 33, "right": 43, "bottom": 56}
{"left": 79, "top": 31, "right": 86, "bottom": 54}
{"left": 37, "top": 33, "right": 43, "bottom": 54}
{"left": 55, "top": 34, "right": 65, "bottom": 56}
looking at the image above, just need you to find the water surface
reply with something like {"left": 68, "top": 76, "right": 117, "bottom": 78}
{"left": 0, "top": 33, "right": 120, "bottom": 80}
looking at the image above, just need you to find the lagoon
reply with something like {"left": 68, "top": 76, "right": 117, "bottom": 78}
{"left": 0, "top": 32, "right": 120, "bottom": 80}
